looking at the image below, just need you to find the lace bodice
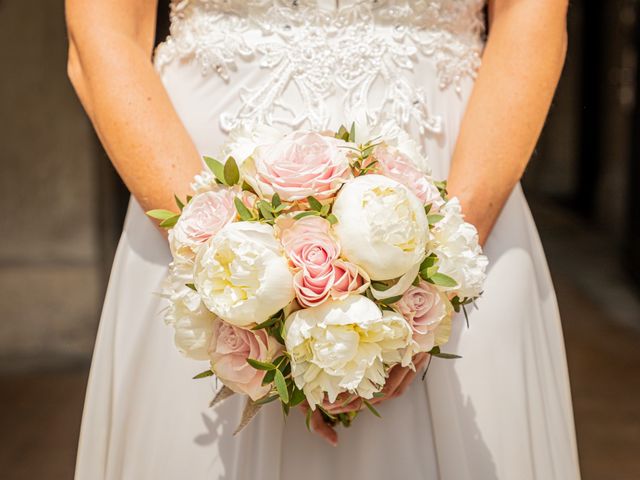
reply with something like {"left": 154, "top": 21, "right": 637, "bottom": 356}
{"left": 155, "top": 0, "right": 486, "bottom": 134}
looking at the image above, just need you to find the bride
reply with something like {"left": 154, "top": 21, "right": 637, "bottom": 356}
{"left": 66, "top": 0, "right": 580, "bottom": 478}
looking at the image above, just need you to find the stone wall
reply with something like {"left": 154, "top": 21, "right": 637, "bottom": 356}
{"left": 0, "top": 1, "right": 102, "bottom": 371}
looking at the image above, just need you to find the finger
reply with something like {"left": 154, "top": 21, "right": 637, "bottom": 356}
{"left": 393, "top": 354, "right": 430, "bottom": 398}
{"left": 311, "top": 409, "right": 338, "bottom": 446}
{"left": 324, "top": 396, "right": 362, "bottom": 414}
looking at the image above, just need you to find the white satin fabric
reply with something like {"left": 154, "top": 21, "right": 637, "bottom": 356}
{"left": 75, "top": 1, "right": 581, "bottom": 478}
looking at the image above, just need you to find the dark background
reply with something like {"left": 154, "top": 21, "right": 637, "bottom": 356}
{"left": 0, "top": 1, "right": 639, "bottom": 478}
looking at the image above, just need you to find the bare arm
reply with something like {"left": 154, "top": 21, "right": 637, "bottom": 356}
{"left": 65, "top": 0, "right": 203, "bottom": 214}
{"left": 447, "top": 0, "right": 568, "bottom": 245}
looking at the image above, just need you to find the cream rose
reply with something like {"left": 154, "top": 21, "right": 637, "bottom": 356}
{"left": 208, "top": 318, "right": 282, "bottom": 401}
{"left": 241, "top": 131, "right": 353, "bottom": 201}
{"left": 194, "top": 222, "right": 295, "bottom": 327}
{"left": 332, "top": 174, "right": 429, "bottom": 280}
{"left": 284, "top": 295, "right": 413, "bottom": 409}
{"left": 429, "top": 198, "right": 488, "bottom": 298}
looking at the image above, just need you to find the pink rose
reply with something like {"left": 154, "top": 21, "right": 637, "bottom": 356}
{"left": 242, "top": 131, "right": 353, "bottom": 201}
{"left": 373, "top": 145, "right": 444, "bottom": 210}
{"left": 170, "top": 189, "right": 236, "bottom": 260}
{"left": 208, "top": 319, "right": 282, "bottom": 401}
{"left": 293, "top": 267, "right": 335, "bottom": 307}
{"left": 280, "top": 216, "right": 340, "bottom": 274}
{"left": 331, "top": 260, "right": 370, "bottom": 300}
{"left": 395, "top": 280, "right": 448, "bottom": 351}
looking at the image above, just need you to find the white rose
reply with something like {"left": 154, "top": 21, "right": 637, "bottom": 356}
{"left": 194, "top": 222, "right": 295, "bottom": 327}
{"left": 222, "top": 123, "right": 285, "bottom": 167}
{"left": 163, "top": 262, "right": 216, "bottom": 360}
{"left": 429, "top": 198, "right": 488, "bottom": 298}
{"left": 332, "top": 174, "right": 429, "bottom": 280}
{"left": 284, "top": 295, "right": 413, "bottom": 409}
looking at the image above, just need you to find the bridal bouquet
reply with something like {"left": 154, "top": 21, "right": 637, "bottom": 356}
{"left": 148, "top": 124, "right": 488, "bottom": 432}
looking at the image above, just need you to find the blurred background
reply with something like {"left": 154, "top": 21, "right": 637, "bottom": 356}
{"left": 0, "top": 1, "right": 639, "bottom": 478}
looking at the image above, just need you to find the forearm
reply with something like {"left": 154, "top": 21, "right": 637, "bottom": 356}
{"left": 447, "top": 0, "right": 568, "bottom": 245}
{"left": 67, "top": 17, "right": 202, "bottom": 213}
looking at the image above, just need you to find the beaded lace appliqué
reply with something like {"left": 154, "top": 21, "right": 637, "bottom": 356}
{"left": 154, "top": 0, "right": 486, "bottom": 134}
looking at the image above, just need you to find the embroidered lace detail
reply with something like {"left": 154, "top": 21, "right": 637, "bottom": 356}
{"left": 155, "top": 0, "right": 486, "bottom": 133}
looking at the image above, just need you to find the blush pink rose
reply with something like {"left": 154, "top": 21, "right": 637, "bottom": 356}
{"left": 373, "top": 145, "right": 444, "bottom": 210}
{"left": 242, "top": 131, "right": 353, "bottom": 201}
{"left": 331, "top": 260, "right": 370, "bottom": 300}
{"left": 293, "top": 267, "right": 335, "bottom": 307}
{"left": 279, "top": 216, "right": 340, "bottom": 275}
{"left": 170, "top": 189, "right": 237, "bottom": 260}
{"left": 395, "top": 280, "right": 448, "bottom": 351}
{"left": 208, "top": 319, "right": 282, "bottom": 401}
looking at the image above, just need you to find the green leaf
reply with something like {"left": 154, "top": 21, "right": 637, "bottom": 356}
{"left": 246, "top": 358, "right": 276, "bottom": 371}
{"left": 186, "top": 195, "right": 193, "bottom": 204}
{"left": 326, "top": 213, "right": 338, "bottom": 225}
{"left": 257, "top": 201, "right": 274, "bottom": 220}
{"left": 294, "top": 211, "right": 319, "bottom": 220}
{"left": 423, "top": 204, "right": 432, "bottom": 216}
{"left": 419, "top": 255, "right": 437, "bottom": 270}
{"left": 428, "top": 273, "right": 458, "bottom": 288}
{"left": 305, "top": 408, "right": 313, "bottom": 431}
{"left": 262, "top": 369, "right": 276, "bottom": 385}
{"left": 274, "top": 369, "right": 289, "bottom": 404}
{"left": 427, "top": 214, "right": 444, "bottom": 225}
{"left": 372, "top": 392, "right": 385, "bottom": 398}
{"left": 254, "top": 394, "right": 279, "bottom": 406}
{"left": 185, "top": 283, "right": 197, "bottom": 291}
{"left": 371, "top": 281, "right": 392, "bottom": 291}
{"left": 193, "top": 369, "right": 214, "bottom": 379}
{"left": 146, "top": 209, "right": 177, "bottom": 220}
{"left": 271, "top": 193, "right": 281, "bottom": 208}
{"left": 320, "top": 203, "right": 331, "bottom": 216}
{"left": 252, "top": 315, "right": 280, "bottom": 331}
{"left": 174, "top": 195, "right": 185, "bottom": 211}
{"left": 307, "top": 196, "right": 323, "bottom": 212}
{"left": 289, "top": 386, "right": 306, "bottom": 407}
{"left": 362, "top": 399, "right": 381, "bottom": 418}
{"left": 431, "top": 352, "right": 462, "bottom": 360}
{"left": 223, "top": 157, "right": 240, "bottom": 185}
{"left": 420, "top": 265, "right": 439, "bottom": 280}
{"left": 234, "top": 197, "right": 254, "bottom": 221}
{"left": 348, "top": 122, "right": 356, "bottom": 142}
{"left": 379, "top": 294, "right": 403, "bottom": 305}
{"left": 203, "top": 156, "right": 226, "bottom": 184}
{"left": 159, "top": 214, "right": 181, "bottom": 228}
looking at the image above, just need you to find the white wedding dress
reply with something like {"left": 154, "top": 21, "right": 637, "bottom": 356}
{"left": 75, "top": 1, "right": 581, "bottom": 479}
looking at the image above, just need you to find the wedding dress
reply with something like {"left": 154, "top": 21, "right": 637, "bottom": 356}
{"left": 75, "top": 1, "right": 581, "bottom": 478}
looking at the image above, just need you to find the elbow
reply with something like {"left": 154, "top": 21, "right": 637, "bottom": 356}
{"left": 66, "top": 41, "right": 84, "bottom": 96}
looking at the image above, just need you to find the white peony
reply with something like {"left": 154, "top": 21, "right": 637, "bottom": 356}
{"left": 163, "top": 262, "right": 216, "bottom": 360}
{"left": 193, "top": 222, "right": 295, "bottom": 327}
{"left": 332, "top": 174, "right": 429, "bottom": 280}
{"left": 429, "top": 198, "right": 488, "bottom": 298}
{"left": 284, "top": 295, "right": 413, "bottom": 409}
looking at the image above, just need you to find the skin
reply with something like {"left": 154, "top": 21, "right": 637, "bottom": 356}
{"left": 66, "top": 0, "right": 568, "bottom": 447}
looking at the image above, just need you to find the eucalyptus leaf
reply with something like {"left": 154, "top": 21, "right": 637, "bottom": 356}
{"left": 223, "top": 157, "right": 240, "bottom": 185}
{"left": 362, "top": 399, "right": 381, "bottom": 418}
{"left": 289, "top": 386, "right": 306, "bottom": 407}
{"left": 257, "top": 201, "right": 274, "bottom": 220}
{"left": 204, "top": 156, "right": 226, "bottom": 184}
{"left": 271, "top": 192, "right": 281, "bottom": 208}
{"left": 307, "top": 196, "right": 323, "bottom": 212}
{"left": 274, "top": 369, "right": 289, "bottom": 403}
{"left": 146, "top": 209, "right": 177, "bottom": 220}
{"left": 428, "top": 273, "right": 458, "bottom": 288}
{"left": 379, "top": 294, "right": 403, "bottom": 305}
{"left": 234, "top": 197, "right": 254, "bottom": 221}
{"left": 193, "top": 369, "right": 214, "bottom": 379}
{"left": 159, "top": 214, "right": 180, "bottom": 228}
{"left": 246, "top": 358, "right": 276, "bottom": 371}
